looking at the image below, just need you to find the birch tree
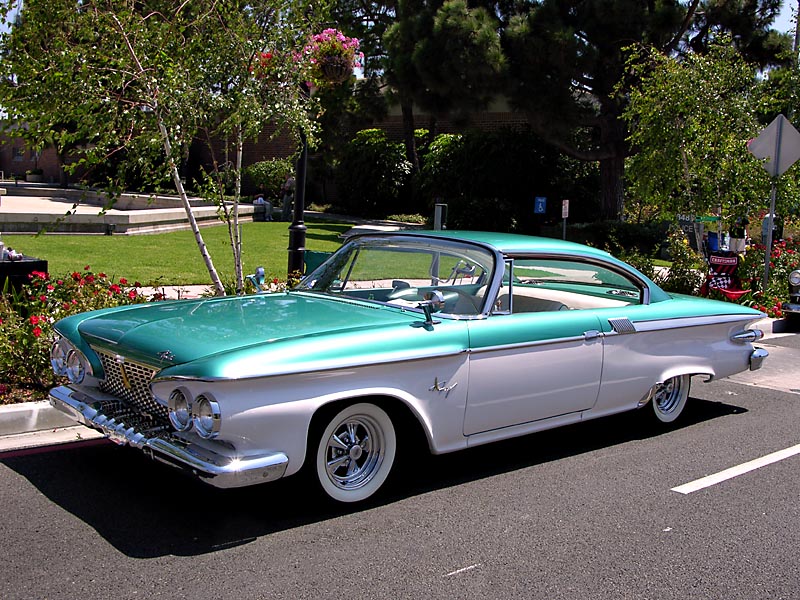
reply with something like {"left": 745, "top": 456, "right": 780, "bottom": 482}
{"left": 0, "top": 0, "right": 325, "bottom": 294}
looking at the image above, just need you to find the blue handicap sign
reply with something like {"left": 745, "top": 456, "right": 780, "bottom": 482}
{"left": 534, "top": 197, "right": 547, "bottom": 214}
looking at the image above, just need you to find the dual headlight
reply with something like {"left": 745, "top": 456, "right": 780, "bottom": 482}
{"left": 50, "top": 337, "right": 91, "bottom": 384}
{"left": 789, "top": 269, "right": 800, "bottom": 290}
{"left": 167, "top": 388, "right": 221, "bottom": 439}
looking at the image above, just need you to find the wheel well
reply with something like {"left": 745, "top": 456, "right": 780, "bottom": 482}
{"left": 307, "top": 396, "right": 430, "bottom": 455}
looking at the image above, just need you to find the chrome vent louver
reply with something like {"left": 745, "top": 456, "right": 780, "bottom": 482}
{"left": 608, "top": 317, "right": 637, "bottom": 335}
{"left": 95, "top": 348, "right": 169, "bottom": 423}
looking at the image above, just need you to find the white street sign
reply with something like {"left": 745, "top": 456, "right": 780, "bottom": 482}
{"left": 748, "top": 114, "right": 800, "bottom": 177}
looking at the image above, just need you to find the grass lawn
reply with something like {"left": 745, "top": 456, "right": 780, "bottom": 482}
{"left": 4, "top": 220, "right": 353, "bottom": 285}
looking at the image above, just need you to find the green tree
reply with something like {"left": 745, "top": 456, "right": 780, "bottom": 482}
{"left": 384, "top": 0, "right": 505, "bottom": 169}
{"left": 0, "top": 0, "right": 324, "bottom": 294}
{"left": 622, "top": 41, "right": 799, "bottom": 222}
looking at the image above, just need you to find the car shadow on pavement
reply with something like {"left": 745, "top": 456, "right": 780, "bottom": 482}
{"left": 0, "top": 396, "right": 745, "bottom": 559}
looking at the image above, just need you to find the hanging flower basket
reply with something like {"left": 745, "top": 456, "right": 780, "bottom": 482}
{"left": 318, "top": 54, "right": 354, "bottom": 84}
{"left": 304, "top": 29, "right": 363, "bottom": 87}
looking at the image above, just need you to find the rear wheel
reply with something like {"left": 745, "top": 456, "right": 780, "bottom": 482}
{"left": 314, "top": 403, "right": 396, "bottom": 503}
{"left": 651, "top": 375, "right": 690, "bottom": 423}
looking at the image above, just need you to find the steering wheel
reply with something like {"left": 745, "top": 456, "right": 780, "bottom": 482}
{"left": 435, "top": 288, "right": 481, "bottom": 314}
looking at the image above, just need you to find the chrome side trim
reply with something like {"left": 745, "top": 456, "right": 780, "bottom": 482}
{"left": 48, "top": 385, "right": 288, "bottom": 489}
{"left": 152, "top": 348, "right": 469, "bottom": 384}
{"left": 468, "top": 334, "right": 591, "bottom": 355}
{"left": 750, "top": 348, "right": 768, "bottom": 371}
{"left": 633, "top": 313, "right": 761, "bottom": 332}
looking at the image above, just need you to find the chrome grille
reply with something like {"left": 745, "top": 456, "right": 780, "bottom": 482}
{"left": 95, "top": 349, "right": 169, "bottom": 422}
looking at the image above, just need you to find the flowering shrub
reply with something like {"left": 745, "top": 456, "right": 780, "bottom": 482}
{"left": 612, "top": 229, "right": 704, "bottom": 295}
{"left": 0, "top": 267, "right": 148, "bottom": 401}
{"left": 738, "top": 238, "right": 800, "bottom": 318}
{"left": 303, "top": 28, "right": 362, "bottom": 86}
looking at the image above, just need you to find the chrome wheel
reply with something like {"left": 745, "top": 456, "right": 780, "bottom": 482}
{"left": 651, "top": 374, "right": 690, "bottom": 423}
{"left": 315, "top": 403, "right": 396, "bottom": 503}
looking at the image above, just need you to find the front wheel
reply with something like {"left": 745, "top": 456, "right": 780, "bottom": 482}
{"left": 650, "top": 374, "right": 691, "bottom": 423}
{"left": 314, "top": 403, "right": 396, "bottom": 503}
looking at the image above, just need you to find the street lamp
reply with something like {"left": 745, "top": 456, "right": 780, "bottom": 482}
{"left": 287, "top": 92, "right": 309, "bottom": 276}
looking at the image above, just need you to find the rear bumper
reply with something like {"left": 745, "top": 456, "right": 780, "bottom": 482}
{"left": 48, "top": 385, "right": 288, "bottom": 489}
{"left": 750, "top": 348, "right": 769, "bottom": 371}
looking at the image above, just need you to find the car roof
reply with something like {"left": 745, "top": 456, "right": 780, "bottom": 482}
{"left": 381, "top": 229, "right": 615, "bottom": 259}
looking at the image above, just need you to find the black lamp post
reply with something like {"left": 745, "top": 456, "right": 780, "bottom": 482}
{"left": 287, "top": 84, "right": 310, "bottom": 277}
{"left": 287, "top": 132, "right": 308, "bottom": 276}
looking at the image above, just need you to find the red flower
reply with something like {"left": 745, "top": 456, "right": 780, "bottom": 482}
{"left": 85, "top": 274, "right": 95, "bottom": 283}
{"left": 29, "top": 315, "right": 40, "bottom": 325}
{"left": 32, "top": 327, "right": 42, "bottom": 337}
{"left": 62, "top": 303, "right": 70, "bottom": 310}
{"left": 39, "top": 295, "right": 47, "bottom": 303}
{"left": 134, "top": 281, "right": 141, "bottom": 287}
{"left": 98, "top": 272, "right": 107, "bottom": 278}
{"left": 47, "top": 284, "right": 54, "bottom": 291}
{"left": 109, "top": 284, "right": 121, "bottom": 294}
{"left": 128, "top": 290, "right": 137, "bottom": 300}
{"left": 84, "top": 265, "right": 90, "bottom": 271}
{"left": 272, "top": 278, "right": 279, "bottom": 285}
{"left": 71, "top": 272, "right": 81, "bottom": 281}
{"left": 57, "top": 280, "right": 63, "bottom": 285}
{"left": 119, "top": 277, "right": 128, "bottom": 285}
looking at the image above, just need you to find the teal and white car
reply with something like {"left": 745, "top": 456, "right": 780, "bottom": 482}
{"left": 49, "top": 231, "right": 768, "bottom": 502}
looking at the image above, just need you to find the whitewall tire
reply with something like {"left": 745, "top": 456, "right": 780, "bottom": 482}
{"left": 651, "top": 375, "right": 690, "bottom": 423}
{"left": 314, "top": 403, "right": 397, "bottom": 503}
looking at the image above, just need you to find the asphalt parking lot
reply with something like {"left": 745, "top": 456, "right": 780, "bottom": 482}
{"left": 1, "top": 321, "right": 798, "bottom": 599}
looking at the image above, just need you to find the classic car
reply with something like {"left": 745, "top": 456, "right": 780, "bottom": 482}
{"left": 783, "top": 268, "right": 800, "bottom": 320}
{"left": 49, "top": 230, "right": 768, "bottom": 503}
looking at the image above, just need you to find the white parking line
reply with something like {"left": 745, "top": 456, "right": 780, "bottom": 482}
{"left": 443, "top": 564, "right": 481, "bottom": 577}
{"left": 672, "top": 443, "right": 800, "bottom": 494}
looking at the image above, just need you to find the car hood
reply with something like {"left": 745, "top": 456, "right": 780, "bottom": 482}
{"left": 66, "top": 292, "right": 430, "bottom": 369}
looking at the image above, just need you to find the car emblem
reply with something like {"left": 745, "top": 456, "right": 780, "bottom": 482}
{"left": 429, "top": 377, "right": 457, "bottom": 397}
{"left": 118, "top": 363, "right": 133, "bottom": 391}
{"left": 158, "top": 350, "right": 175, "bottom": 362}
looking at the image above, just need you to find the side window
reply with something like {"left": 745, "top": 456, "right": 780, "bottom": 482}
{"left": 495, "top": 257, "right": 642, "bottom": 313}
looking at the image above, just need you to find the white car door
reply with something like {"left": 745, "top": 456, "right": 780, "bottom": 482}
{"left": 464, "top": 309, "right": 603, "bottom": 435}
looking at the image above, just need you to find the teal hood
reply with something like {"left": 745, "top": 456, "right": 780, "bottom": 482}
{"left": 57, "top": 292, "right": 468, "bottom": 379}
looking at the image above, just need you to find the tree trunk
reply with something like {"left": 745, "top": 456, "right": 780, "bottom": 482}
{"left": 158, "top": 118, "right": 225, "bottom": 296}
{"left": 599, "top": 155, "right": 625, "bottom": 221}
{"left": 232, "top": 131, "right": 244, "bottom": 295}
{"left": 400, "top": 95, "right": 419, "bottom": 172}
{"left": 598, "top": 116, "right": 627, "bottom": 221}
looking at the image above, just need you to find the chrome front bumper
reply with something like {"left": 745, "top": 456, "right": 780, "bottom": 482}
{"left": 49, "top": 385, "right": 288, "bottom": 489}
{"left": 782, "top": 301, "right": 800, "bottom": 315}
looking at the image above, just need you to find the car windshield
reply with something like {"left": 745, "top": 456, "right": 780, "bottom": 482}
{"left": 297, "top": 235, "right": 496, "bottom": 317}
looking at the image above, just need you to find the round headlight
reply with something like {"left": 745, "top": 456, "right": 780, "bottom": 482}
{"left": 50, "top": 338, "right": 70, "bottom": 376}
{"left": 192, "top": 394, "right": 221, "bottom": 439}
{"left": 168, "top": 389, "right": 192, "bottom": 432}
{"left": 789, "top": 270, "right": 800, "bottom": 287}
{"left": 65, "top": 350, "right": 86, "bottom": 384}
